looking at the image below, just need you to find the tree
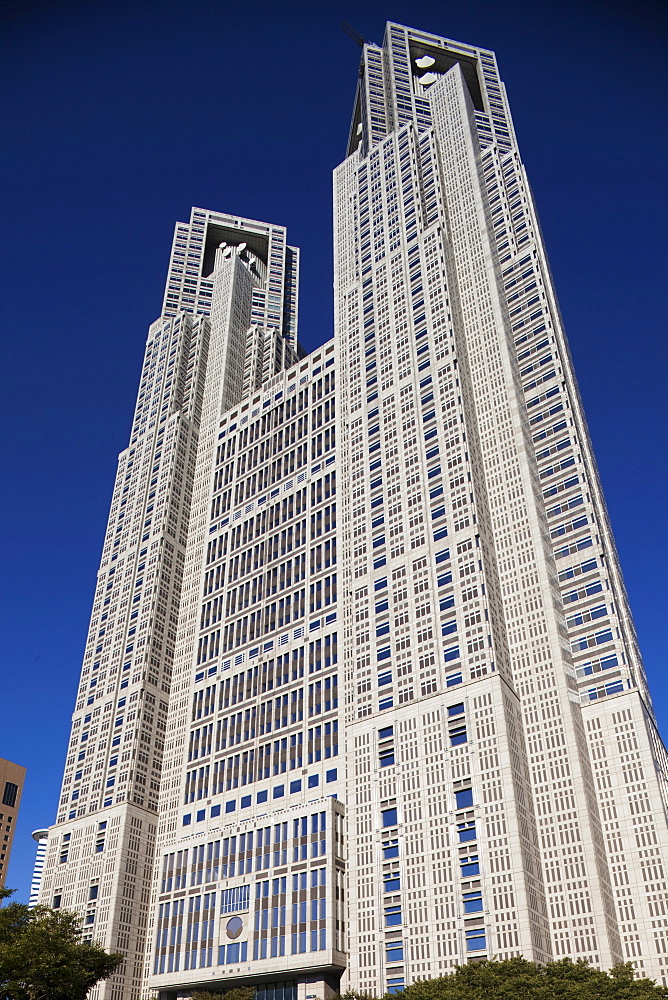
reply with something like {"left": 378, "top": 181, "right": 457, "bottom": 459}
{"left": 0, "top": 887, "right": 123, "bottom": 1000}
{"left": 396, "top": 958, "right": 668, "bottom": 1000}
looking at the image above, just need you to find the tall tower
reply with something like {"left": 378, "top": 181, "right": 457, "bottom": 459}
{"left": 145, "top": 22, "right": 668, "bottom": 1000}
{"left": 42, "top": 21, "right": 668, "bottom": 1000}
{"left": 38, "top": 209, "right": 300, "bottom": 1000}
{"left": 332, "top": 21, "right": 668, "bottom": 987}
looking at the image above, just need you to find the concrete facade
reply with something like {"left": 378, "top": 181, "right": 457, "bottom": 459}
{"left": 42, "top": 22, "right": 668, "bottom": 1000}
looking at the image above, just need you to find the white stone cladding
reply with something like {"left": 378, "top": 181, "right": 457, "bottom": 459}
{"left": 39, "top": 307, "right": 207, "bottom": 1000}
{"left": 44, "top": 23, "right": 668, "bottom": 1000}
{"left": 28, "top": 830, "right": 49, "bottom": 908}
{"left": 41, "top": 211, "right": 300, "bottom": 1000}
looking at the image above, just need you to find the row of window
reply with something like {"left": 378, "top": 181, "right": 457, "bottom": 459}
{"left": 181, "top": 770, "right": 338, "bottom": 826}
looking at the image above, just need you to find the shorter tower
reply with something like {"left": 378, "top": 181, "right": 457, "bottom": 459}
{"left": 0, "top": 758, "right": 26, "bottom": 888}
{"left": 29, "top": 829, "right": 49, "bottom": 908}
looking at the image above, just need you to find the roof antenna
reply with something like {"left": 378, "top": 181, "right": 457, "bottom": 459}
{"left": 341, "top": 21, "right": 365, "bottom": 48}
{"left": 341, "top": 22, "right": 367, "bottom": 79}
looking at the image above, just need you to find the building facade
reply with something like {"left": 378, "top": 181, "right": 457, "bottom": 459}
{"left": 29, "top": 829, "right": 49, "bottom": 908}
{"left": 37, "top": 213, "right": 301, "bottom": 1000}
{"left": 0, "top": 758, "right": 26, "bottom": 888}
{"left": 41, "top": 20, "right": 668, "bottom": 1000}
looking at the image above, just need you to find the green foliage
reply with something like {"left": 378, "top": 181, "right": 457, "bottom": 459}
{"left": 0, "top": 888, "right": 123, "bottom": 1000}
{"left": 329, "top": 993, "right": 382, "bottom": 1000}
{"left": 330, "top": 992, "right": 383, "bottom": 1000}
{"left": 396, "top": 958, "right": 668, "bottom": 1000}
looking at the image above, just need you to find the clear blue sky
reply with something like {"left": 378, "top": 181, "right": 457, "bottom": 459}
{"left": 1, "top": 0, "right": 666, "bottom": 902}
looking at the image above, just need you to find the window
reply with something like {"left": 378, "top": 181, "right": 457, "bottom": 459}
{"left": 379, "top": 748, "right": 395, "bottom": 767}
{"left": 460, "top": 853, "right": 480, "bottom": 877}
{"left": 308, "top": 775, "right": 319, "bottom": 788}
{"left": 2, "top": 783, "right": 18, "bottom": 808}
{"left": 455, "top": 787, "right": 473, "bottom": 809}
{"left": 382, "top": 807, "right": 397, "bottom": 827}
{"left": 465, "top": 927, "right": 486, "bottom": 951}
{"left": 463, "top": 889, "right": 483, "bottom": 913}
{"left": 387, "top": 978, "right": 405, "bottom": 994}
{"left": 385, "top": 904, "right": 402, "bottom": 926}
{"left": 457, "top": 820, "right": 476, "bottom": 843}
{"left": 383, "top": 839, "right": 399, "bottom": 859}
{"left": 449, "top": 724, "right": 467, "bottom": 746}
{"left": 219, "top": 941, "right": 248, "bottom": 964}
{"left": 386, "top": 941, "right": 404, "bottom": 962}
{"left": 383, "top": 872, "right": 401, "bottom": 892}
{"left": 220, "top": 884, "right": 250, "bottom": 913}
{"left": 88, "top": 885, "right": 99, "bottom": 900}
{"left": 326, "top": 769, "right": 337, "bottom": 782}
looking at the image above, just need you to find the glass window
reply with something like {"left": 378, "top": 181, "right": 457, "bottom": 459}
{"left": 465, "top": 927, "right": 486, "bottom": 951}
{"left": 463, "top": 890, "right": 483, "bottom": 913}
{"left": 382, "top": 807, "right": 398, "bottom": 827}
{"left": 460, "top": 854, "right": 480, "bottom": 877}
{"left": 455, "top": 787, "right": 473, "bottom": 809}
{"left": 386, "top": 942, "right": 404, "bottom": 962}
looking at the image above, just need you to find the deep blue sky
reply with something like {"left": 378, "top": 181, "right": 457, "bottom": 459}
{"left": 1, "top": 0, "right": 666, "bottom": 902}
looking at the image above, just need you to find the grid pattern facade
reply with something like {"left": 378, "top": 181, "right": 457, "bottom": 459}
{"left": 43, "top": 21, "right": 668, "bottom": 1000}
{"left": 332, "top": 21, "right": 668, "bottom": 989}
{"left": 39, "top": 211, "right": 301, "bottom": 1000}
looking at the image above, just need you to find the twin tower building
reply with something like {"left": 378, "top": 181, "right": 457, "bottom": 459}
{"left": 37, "top": 21, "right": 668, "bottom": 1000}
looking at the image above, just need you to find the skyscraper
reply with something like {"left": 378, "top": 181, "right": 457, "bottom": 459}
{"left": 37, "top": 214, "right": 300, "bottom": 1000}
{"left": 39, "top": 20, "right": 668, "bottom": 1000}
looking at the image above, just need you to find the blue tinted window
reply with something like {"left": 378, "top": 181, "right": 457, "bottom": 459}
{"left": 449, "top": 725, "right": 467, "bottom": 746}
{"left": 460, "top": 855, "right": 480, "bottom": 877}
{"left": 455, "top": 788, "right": 473, "bottom": 809}
{"left": 382, "top": 808, "right": 398, "bottom": 827}
{"left": 383, "top": 839, "right": 399, "bottom": 859}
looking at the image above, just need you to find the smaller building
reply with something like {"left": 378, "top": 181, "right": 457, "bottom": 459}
{"left": 0, "top": 758, "right": 26, "bottom": 888}
{"left": 29, "top": 829, "right": 49, "bottom": 908}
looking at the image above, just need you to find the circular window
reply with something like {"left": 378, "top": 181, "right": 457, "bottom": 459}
{"left": 226, "top": 916, "right": 243, "bottom": 939}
